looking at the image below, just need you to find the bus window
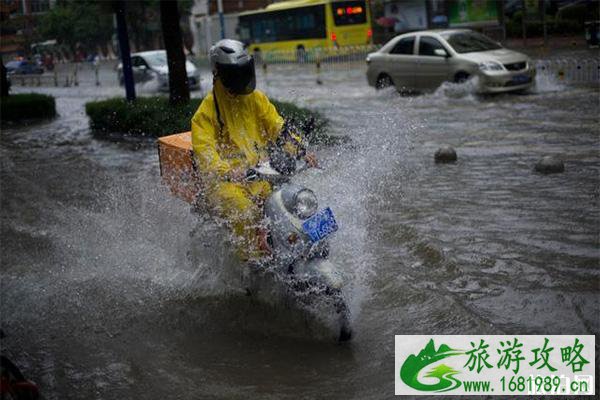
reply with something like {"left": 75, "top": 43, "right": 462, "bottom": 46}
{"left": 239, "top": 23, "right": 251, "bottom": 43}
{"left": 240, "top": 5, "right": 325, "bottom": 43}
{"left": 332, "top": 1, "right": 366, "bottom": 26}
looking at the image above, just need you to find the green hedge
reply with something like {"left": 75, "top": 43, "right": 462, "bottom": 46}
{"left": 506, "top": 11, "right": 587, "bottom": 38}
{"left": 1, "top": 93, "right": 56, "bottom": 122}
{"left": 85, "top": 96, "right": 336, "bottom": 145}
{"left": 506, "top": 19, "right": 584, "bottom": 38}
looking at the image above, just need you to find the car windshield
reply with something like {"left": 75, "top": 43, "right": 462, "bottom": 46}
{"left": 442, "top": 31, "right": 502, "bottom": 54}
{"left": 143, "top": 52, "right": 167, "bottom": 67}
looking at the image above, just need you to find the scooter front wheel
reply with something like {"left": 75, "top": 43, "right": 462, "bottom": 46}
{"left": 334, "top": 294, "right": 352, "bottom": 342}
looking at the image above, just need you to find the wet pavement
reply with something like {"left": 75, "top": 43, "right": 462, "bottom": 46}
{"left": 1, "top": 59, "right": 599, "bottom": 399}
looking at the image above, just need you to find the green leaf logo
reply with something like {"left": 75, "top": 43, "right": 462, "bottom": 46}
{"left": 400, "top": 339, "right": 464, "bottom": 392}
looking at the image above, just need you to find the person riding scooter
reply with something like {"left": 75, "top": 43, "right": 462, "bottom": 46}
{"left": 191, "top": 39, "right": 317, "bottom": 262}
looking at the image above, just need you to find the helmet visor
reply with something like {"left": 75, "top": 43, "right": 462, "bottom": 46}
{"left": 217, "top": 58, "right": 256, "bottom": 95}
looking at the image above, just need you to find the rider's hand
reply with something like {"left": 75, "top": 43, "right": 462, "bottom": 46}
{"left": 229, "top": 167, "right": 247, "bottom": 182}
{"left": 304, "top": 152, "right": 318, "bottom": 168}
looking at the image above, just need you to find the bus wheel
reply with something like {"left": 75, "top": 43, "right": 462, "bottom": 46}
{"left": 376, "top": 74, "right": 393, "bottom": 89}
{"left": 296, "top": 46, "right": 306, "bottom": 63}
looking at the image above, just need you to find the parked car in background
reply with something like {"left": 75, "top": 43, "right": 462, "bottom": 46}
{"left": 117, "top": 50, "right": 201, "bottom": 91}
{"left": 5, "top": 60, "right": 44, "bottom": 75}
{"left": 366, "top": 29, "right": 536, "bottom": 94}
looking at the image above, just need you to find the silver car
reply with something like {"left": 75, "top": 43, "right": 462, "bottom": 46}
{"left": 366, "top": 29, "right": 536, "bottom": 94}
{"left": 117, "top": 50, "right": 201, "bottom": 91}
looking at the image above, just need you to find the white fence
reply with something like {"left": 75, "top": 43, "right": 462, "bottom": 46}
{"left": 534, "top": 58, "right": 600, "bottom": 83}
{"left": 7, "top": 46, "right": 600, "bottom": 87}
{"left": 8, "top": 63, "right": 101, "bottom": 87}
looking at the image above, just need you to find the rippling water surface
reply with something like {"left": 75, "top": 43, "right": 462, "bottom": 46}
{"left": 1, "top": 63, "right": 598, "bottom": 399}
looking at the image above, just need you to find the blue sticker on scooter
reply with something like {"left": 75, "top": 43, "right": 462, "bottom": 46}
{"left": 302, "top": 207, "right": 338, "bottom": 242}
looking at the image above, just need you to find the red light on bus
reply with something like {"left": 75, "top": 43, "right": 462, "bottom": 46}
{"left": 367, "top": 28, "right": 372, "bottom": 37}
{"left": 331, "top": 32, "right": 337, "bottom": 41}
{"left": 336, "top": 6, "right": 363, "bottom": 15}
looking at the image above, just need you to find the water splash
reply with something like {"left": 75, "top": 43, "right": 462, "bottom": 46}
{"left": 134, "top": 72, "right": 164, "bottom": 94}
{"left": 432, "top": 76, "right": 480, "bottom": 100}
{"left": 532, "top": 72, "right": 566, "bottom": 93}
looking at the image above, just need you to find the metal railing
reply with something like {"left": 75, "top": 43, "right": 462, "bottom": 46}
{"left": 7, "top": 48, "right": 599, "bottom": 87}
{"left": 534, "top": 58, "right": 600, "bottom": 83}
{"left": 8, "top": 63, "right": 101, "bottom": 87}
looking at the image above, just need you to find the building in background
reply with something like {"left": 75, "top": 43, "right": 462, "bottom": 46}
{"left": 383, "top": 0, "right": 427, "bottom": 33}
{"left": 445, "top": 0, "right": 500, "bottom": 27}
{"left": 190, "top": 0, "right": 270, "bottom": 56}
{"left": 186, "top": 0, "right": 595, "bottom": 53}
{"left": 372, "top": 0, "right": 504, "bottom": 42}
{"left": 378, "top": 0, "right": 501, "bottom": 33}
{"left": 1, "top": 0, "right": 55, "bottom": 58}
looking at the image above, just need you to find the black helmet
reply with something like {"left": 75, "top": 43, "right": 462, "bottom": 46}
{"left": 209, "top": 39, "right": 256, "bottom": 95}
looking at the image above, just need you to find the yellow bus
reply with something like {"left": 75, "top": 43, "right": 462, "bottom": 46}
{"left": 237, "top": 0, "right": 372, "bottom": 58}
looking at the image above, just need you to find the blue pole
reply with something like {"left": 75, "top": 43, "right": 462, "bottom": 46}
{"left": 217, "top": 0, "right": 225, "bottom": 39}
{"left": 219, "top": 13, "right": 225, "bottom": 39}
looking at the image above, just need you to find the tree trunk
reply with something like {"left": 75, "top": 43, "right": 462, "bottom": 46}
{"left": 114, "top": 0, "right": 136, "bottom": 102}
{"left": 1, "top": 63, "right": 10, "bottom": 97}
{"left": 160, "top": 0, "right": 189, "bottom": 105}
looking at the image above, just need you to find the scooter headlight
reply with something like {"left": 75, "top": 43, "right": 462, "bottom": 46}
{"left": 293, "top": 189, "right": 318, "bottom": 219}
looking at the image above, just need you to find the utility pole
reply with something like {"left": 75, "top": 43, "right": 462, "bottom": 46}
{"left": 113, "top": 0, "right": 136, "bottom": 101}
{"left": 521, "top": 0, "right": 527, "bottom": 47}
{"left": 499, "top": 0, "right": 506, "bottom": 42}
{"left": 542, "top": 0, "right": 548, "bottom": 47}
{"left": 217, "top": 0, "right": 225, "bottom": 39}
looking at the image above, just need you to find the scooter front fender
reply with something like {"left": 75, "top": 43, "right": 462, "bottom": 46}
{"left": 293, "top": 258, "right": 343, "bottom": 290}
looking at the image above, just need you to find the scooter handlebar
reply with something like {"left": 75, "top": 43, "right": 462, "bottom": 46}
{"left": 245, "top": 159, "right": 310, "bottom": 183}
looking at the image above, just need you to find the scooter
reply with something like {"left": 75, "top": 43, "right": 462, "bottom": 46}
{"left": 239, "top": 150, "right": 352, "bottom": 342}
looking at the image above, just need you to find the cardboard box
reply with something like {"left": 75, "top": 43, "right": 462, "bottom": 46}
{"left": 157, "top": 132, "right": 201, "bottom": 204}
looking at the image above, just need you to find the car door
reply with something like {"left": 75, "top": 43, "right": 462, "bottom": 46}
{"left": 415, "top": 35, "right": 452, "bottom": 91}
{"left": 385, "top": 35, "right": 416, "bottom": 91}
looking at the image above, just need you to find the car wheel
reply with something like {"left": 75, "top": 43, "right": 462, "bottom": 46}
{"left": 376, "top": 74, "right": 393, "bottom": 89}
{"left": 454, "top": 71, "right": 470, "bottom": 83}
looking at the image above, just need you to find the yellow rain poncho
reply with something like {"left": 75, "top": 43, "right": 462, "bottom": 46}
{"left": 191, "top": 80, "right": 285, "bottom": 260}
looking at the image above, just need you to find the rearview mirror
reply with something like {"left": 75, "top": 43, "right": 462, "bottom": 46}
{"left": 434, "top": 49, "right": 448, "bottom": 58}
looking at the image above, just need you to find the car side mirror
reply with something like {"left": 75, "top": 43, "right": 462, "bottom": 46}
{"left": 434, "top": 49, "right": 449, "bottom": 58}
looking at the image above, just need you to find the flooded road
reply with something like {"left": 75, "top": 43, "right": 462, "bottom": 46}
{"left": 1, "top": 62, "right": 599, "bottom": 399}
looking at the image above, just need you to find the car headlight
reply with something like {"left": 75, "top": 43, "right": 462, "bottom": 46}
{"left": 293, "top": 189, "right": 318, "bottom": 219}
{"left": 478, "top": 61, "right": 504, "bottom": 72}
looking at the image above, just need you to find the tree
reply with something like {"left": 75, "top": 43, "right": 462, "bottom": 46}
{"left": 38, "top": 1, "right": 113, "bottom": 55}
{"left": 159, "top": 0, "right": 189, "bottom": 105}
{"left": 125, "top": 0, "right": 160, "bottom": 52}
